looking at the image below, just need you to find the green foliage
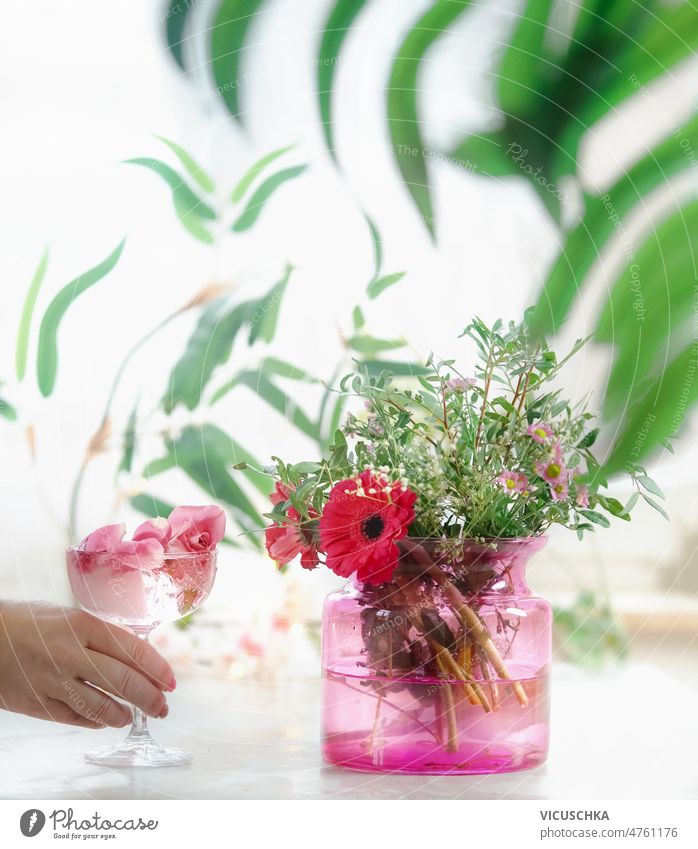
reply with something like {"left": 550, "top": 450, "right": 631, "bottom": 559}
{"left": 553, "top": 591, "right": 628, "bottom": 667}
{"left": 266, "top": 317, "right": 658, "bottom": 540}
{"left": 387, "top": 0, "right": 471, "bottom": 237}
{"left": 168, "top": 3, "right": 698, "bottom": 474}
{"left": 230, "top": 144, "right": 295, "bottom": 202}
{"left": 37, "top": 240, "right": 125, "bottom": 397}
{"left": 211, "top": 0, "right": 264, "bottom": 122}
{"left": 0, "top": 394, "right": 17, "bottom": 421}
{"left": 317, "top": 0, "right": 368, "bottom": 157}
{"left": 163, "top": 265, "right": 292, "bottom": 413}
{"left": 231, "top": 165, "right": 308, "bottom": 231}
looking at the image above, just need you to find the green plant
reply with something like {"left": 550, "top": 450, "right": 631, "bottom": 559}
{"left": 261, "top": 317, "right": 661, "bottom": 547}
{"left": 64, "top": 138, "right": 414, "bottom": 546}
{"left": 163, "top": 0, "right": 698, "bottom": 476}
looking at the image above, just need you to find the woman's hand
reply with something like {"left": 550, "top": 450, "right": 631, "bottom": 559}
{"left": 0, "top": 601, "right": 175, "bottom": 728}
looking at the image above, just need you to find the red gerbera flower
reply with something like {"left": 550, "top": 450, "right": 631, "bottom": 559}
{"left": 319, "top": 469, "right": 417, "bottom": 585}
{"left": 264, "top": 483, "right": 319, "bottom": 570}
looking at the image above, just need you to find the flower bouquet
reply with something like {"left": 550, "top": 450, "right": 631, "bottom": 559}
{"left": 260, "top": 318, "right": 659, "bottom": 774}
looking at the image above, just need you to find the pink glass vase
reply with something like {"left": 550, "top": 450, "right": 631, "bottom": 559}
{"left": 321, "top": 537, "right": 551, "bottom": 774}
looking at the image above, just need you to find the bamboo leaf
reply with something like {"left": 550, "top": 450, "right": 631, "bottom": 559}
{"left": 361, "top": 360, "right": 431, "bottom": 378}
{"left": 231, "top": 144, "right": 295, "bottom": 202}
{"left": 317, "top": 0, "right": 368, "bottom": 157}
{"left": 173, "top": 193, "right": 215, "bottom": 244}
{"left": 347, "top": 335, "right": 407, "bottom": 356}
{"left": 387, "top": 0, "right": 471, "bottom": 238}
{"left": 247, "top": 263, "right": 292, "bottom": 344}
{"left": 125, "top": 157, "right": 215, "bottom": 221}
{"left": 16, "top": 248, "right": 49, "bottom": 381}
{"left": 167, "top": 423, "right": 264, "bottom": 540}
{"left": 366, "top": 271, "right": 405, "bottom": 300}
{"left": 118, "top": 403, "right": 138, "bottom": 474}
{"left": 155, "top": 135, "right": 215, "bottom": 193}
{"left": 211, "top": 0, "right": 264, "bottom": 123}
{"left": 233, "top": 371, "right": 320, "bottom": 442}
{"left": 162, "top": 296, "right": 250, "bottom": 413}
{"left": 37, "top": 240, "right": 125, "bottom": 397}
{"left": 231, "top": 165, "right": 307, "bottom": 232}
{"left": 258, "top": 356, "right": 318, "bottom": 383}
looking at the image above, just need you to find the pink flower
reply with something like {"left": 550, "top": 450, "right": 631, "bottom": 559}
{"left": 446, "top": 377, "right": 476, "bottom": 393}
{"left": 167, "top": 505, "right": 226, "bottom": 553}
{"left": 269, "top": 482, "right": 292, "bottom": 506}
{"left": 498, "top": 470, "right": 528, "bottom": 494}
{"left": 575, "top": 485, "right": 589, "bottom": 508}
{"left": 550, "top": 481, "right": 569, "bottom": 502}
{"left": 527, "top": 422, "right": 553, "bottom": 444}
{"left": 265, "top": 482, "right": 320, "bottom": 570}
{"left": 265, "top": 516, "right": 319, "bottom": 570}
{"left": 535, "top": 455, "right": 567, "bottom": 484}
{"left": 132, "top": 516, "right": 171, "bottom": 546}
{"left": 81, "top": 523, "right": 128, "bottom": 553}
{"left": 79, "top": 522, "right": 164, "bottom": 566}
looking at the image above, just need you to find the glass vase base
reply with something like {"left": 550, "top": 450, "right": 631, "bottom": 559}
{"left": 84, "top": 738, "right": 192, "bottom": 768}
{"left": 323, "top": 738, "right": 546, "bottom": 775}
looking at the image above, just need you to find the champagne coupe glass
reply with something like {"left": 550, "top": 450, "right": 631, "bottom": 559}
{"left": 66, "top": 545, "right": 217, "bottom": 767}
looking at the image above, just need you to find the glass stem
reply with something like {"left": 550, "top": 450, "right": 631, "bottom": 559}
{"left": 126, "top": 630, "right": 153, "bottom": 743}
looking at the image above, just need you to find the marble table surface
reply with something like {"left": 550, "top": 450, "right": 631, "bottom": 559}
{"left": 1, "top": 663, "right": 696, "bottom": 800}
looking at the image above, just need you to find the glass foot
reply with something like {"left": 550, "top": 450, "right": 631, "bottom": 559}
{"left": 84, "top": 738, "right": 192, "bottom": 768}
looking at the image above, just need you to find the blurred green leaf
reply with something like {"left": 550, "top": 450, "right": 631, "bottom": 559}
{"left": 173, "top": 193, "right": 215, "bottom": 244}
{"left": 231, "top": 144, "right": 295, "bottom": 202}
{"left": 640, "top": 493, "right": 669, "bottom": 521}
{"left": 361, "top": 360, "right": 431, "bottom": 378}
{"left": 530, "top": 113, "right": 698, "bottom": 337}
{"left": 37, "top": 240, "right": 125, "bottom": 397}
{"left": 162, "top": 296, "right": 249, "bottom": 413}
{"left": 16, "top": 248, "right": 49, "bottom": 381}
{"left": 366, "top": 271, "right": 405, "bottom": 300}
{"left": 450, "top": 131, "right": 522, "bottom": 178}
{"left": 155, "top": 135, "right": 215, "bottom": 193}
{"left": 125, "top": 157, "right": 215, "bottom": 222}
{"left": 258, "top": 356, "right": 318, "bottom": 383}
{"left": 317, "top": 0, "right": 368, "bottom": 157}
{"left": 130, "top": 493, "right": 176, "bottom": 519}
{"left": 167, "top": 424, "right": 264, "bottom": 542}
{"left": 221, "top": 370, "right": 321, "bottom": 442}
{"left": 636, "top": 474, "right": 664, "bottom": 500}
{"left": 553, "top": 590, "right": 628, "bottom": 667}
{"left": 231, "top": 165, "right": 307, "bottom": 232}
{"left": 247, "top": 263, "right": 292, "bottom": 344}
{"left": 118, "top": 403, "right": 138, "bottom": 474}
{"left": 365, "top": 213, "right": 383, "bottom": 278}
{"left": 497, "top": 0, "right": 554, "bottom": 120}
{"left": 352, "top": 305, "right": 365, "bottom": 330}
{"left": 0, "top": 397, "right": 17, "bottom": 421}
{"left": 211, "top": 0, "right": 263, "bottom": 123}
{"left": 387, "top": 0, "right": 471, "bottom": 238}
{"left": 346, "top": 335, "right": 406, "bottom": 356}
{"left": 604, "top": 341, "right": 698, "bottom": 476}
{"left": 164, "top": 0, "right": 194, "bottom": 71}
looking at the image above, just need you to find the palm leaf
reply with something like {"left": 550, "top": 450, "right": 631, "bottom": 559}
{"left": 317, "top": 0, "right": 368, "bottom": 158}
{"left": 387, "top": 0, "right": 471, "bottom": 238}
{"left": 211, "top": 0, "right": 265, "bottom": 123}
